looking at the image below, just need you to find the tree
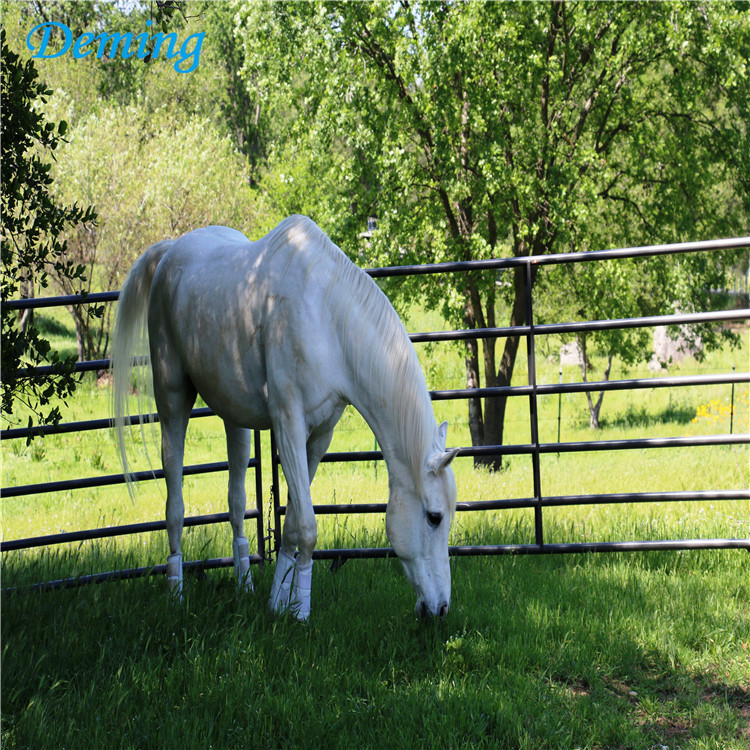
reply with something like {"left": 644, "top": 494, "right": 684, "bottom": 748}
{"left": 543, "top": 248, "right": 742, "bottom": 429}
{"left": 8, "top": 0, "right": 204, "bottom": 109}
{"left": 1, "top": 29, "right": 98, "bottom": 435}
{"left": 51, "top": 104, "right": 269, "bottom": 360}
{"left": 237, "top": 1, "right": 749, "bottom": 467}
{"left": 3, "top": 1, "right": 269, "bottom": 361}
{"left": 201, "top": 1, "right": 265, "bottom": 170}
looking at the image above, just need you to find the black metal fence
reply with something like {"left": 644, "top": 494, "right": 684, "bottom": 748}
{"left": 3, "top": 236, "right": 749, "bottom": 591}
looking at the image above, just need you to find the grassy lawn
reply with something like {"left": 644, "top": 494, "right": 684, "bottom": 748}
{"left": 1, "top": 308, "right": 748, "bottom": 748}
{"left": 2, "top": 528, "right": 748, "bottom": 749}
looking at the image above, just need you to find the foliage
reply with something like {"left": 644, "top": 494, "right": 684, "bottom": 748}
{"left": 0, "top": 29, "right": 97, "bottom": 436}
{"left": 2, "top": 1, "right": 265, "bottom": 161}
{"left": 237, "top": 1, "right": 750, "bottom": 459}
{"left": 2, "top": 1, "right": 272, "bottom": 361}
{"left": 201, "top": 0, "right": 265, "bottom": 170}
{"left": 3, "top": 0, "right": 747, "bottom": 445}
{"left": 538, "top": 250, "right": 743, "bottom": 427}
{"left": 51, "top": 103, "right": 269, "bottom": 360}
{"left": 2, "top": 0, "right": 209, "bottom": 113}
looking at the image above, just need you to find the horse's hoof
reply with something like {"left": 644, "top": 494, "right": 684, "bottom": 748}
{"left": 233, "top": 537, "right": 254, "bottom": 592}
{"left": 167, "top": 552, "right": 183, "bottom": 601}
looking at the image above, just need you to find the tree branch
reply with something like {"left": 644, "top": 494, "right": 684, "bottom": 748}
{"left": 349, "top": 15, "right": 465, "bottom": 239}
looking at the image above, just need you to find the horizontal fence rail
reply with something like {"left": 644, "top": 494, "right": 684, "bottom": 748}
{"left": 1, "top": 509, "right": 262, "bottom": 552}
{"left": 1, "top": 428, "right": 267, "bottom": 590}
{"left": 2, "top": 235, "right": 749, "bottom": 592}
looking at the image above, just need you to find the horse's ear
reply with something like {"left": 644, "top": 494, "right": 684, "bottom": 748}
{"left": 429, "top": 422, "right": 459, "bottom": 473}
{"left": 429, "top": 447, "right": 460, "bottom": 474}
{"left": 435, "top": 420, "right": 449, "bottom": 451}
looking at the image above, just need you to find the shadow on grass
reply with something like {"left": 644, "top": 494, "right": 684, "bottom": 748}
{"left": 601, "top": 401, "right": 696, "bottom": 430}
{"left": 2, "top": 525, "right": 748, "bottom": 749}
{"left": 35, "top": 313, "right": 76, "bottom": 339}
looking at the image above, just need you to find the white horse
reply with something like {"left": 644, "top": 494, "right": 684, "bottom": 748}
{"left": 111, "top": 215, "right": 459, "bottom": 620}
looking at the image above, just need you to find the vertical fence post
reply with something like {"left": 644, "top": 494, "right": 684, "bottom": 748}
{"left": 557, "top": 365, "right": 563, "bottom": 450}
{"left": 253, "top": 430, "right": 265, "bottom": 563}
{"left": 730, "top": 363, "right": 735, "bottom": 435}
{"left": 524, "top": 261, "right": 544, "bottom": 548}
{"left": 270, "top": 430, "right": 282, "bottom": 557}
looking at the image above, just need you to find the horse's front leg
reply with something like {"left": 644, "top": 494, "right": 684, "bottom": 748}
{"left": 225, "top": 421, "right": 254, "bottom": 592}
{"left": 268, "top": 499, "right": 302, "bottom": 617}
{"left": 269, "top": 419, "right": 338, "bottom": 621}
{"left": 268, "top": 414, "right": 320, "bottom": 620}
{"left": 269, "top": 483, "right": 316, "bottom": 621}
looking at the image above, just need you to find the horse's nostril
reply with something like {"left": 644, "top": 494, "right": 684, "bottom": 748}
{"left": 417, "top": 601, "right": 449, "bottom": 618}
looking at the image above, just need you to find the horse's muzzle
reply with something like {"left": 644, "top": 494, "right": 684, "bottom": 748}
{"left": 418, "top": 600, "right": 449, "bottom": 619}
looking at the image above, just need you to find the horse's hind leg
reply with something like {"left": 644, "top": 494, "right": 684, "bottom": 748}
{"left": 225, "top": 421, "right": 254, "bottom": 592}
{"left": 155, "top": 374, "right": 196, "bottom": 598}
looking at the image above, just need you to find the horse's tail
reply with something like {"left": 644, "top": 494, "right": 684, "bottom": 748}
{"left": 111, "top": 240, "right": 174, "bottom": 497}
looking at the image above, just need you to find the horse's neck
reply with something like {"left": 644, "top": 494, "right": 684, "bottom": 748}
{"left": 345, "top": 329, "right": 434, "bottom": 487}
{"left": 316, "top": 243, "right": 434, "bottom": 485}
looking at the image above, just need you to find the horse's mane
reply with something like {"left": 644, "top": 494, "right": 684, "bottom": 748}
{"left": 265, "top": 215, "right": 435, "bottom": 485}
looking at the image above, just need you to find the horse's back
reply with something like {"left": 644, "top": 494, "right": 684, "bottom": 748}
{"left": 154, "top": 217, "right": 338, "bottom": 299}
{"left": 147, "top": 218, "right": 351, "bottom": 428}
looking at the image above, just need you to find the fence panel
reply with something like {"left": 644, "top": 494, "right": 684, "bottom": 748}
{"left": 270, "top": 236, "right": 750, "bottom": 559}
{"left": 2, "top": 236, "right": 749, "bottom": 592}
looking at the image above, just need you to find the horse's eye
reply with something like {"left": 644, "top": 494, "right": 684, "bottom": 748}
{"left": 426, "top": 512, "right": 442, "bottom": 529}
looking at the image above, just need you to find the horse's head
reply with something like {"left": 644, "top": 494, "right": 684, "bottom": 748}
{"left": 385, "top": 421, "right": 459, "bottom": 618}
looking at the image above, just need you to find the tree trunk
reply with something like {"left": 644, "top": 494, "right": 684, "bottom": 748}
{"left": 70, "top": 306, "right": 86, "bottom": 363}
{"left": 463, "top": 289, "right": 485, "bottom": 449}
{"left": 586, "top": 391, "right": 602, "bottom": 430}
{"left": 18, "top": 280, "right": 34, "bottom": 334}
{"left": 578, "top": 334, "right": 614, "bottom": 429}
{"left": 475, "top": 266, "right": 529, "bottom": 471}
{"left": 464, "top": 340, "right": 484, "bottom": 448}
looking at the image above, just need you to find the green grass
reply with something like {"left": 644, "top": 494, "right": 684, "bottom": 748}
{"left": 1, "top": 310, "right": 749, "bottom": 748}
{"left": 2, "top": 529, "right": 749, "bottom": 749}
